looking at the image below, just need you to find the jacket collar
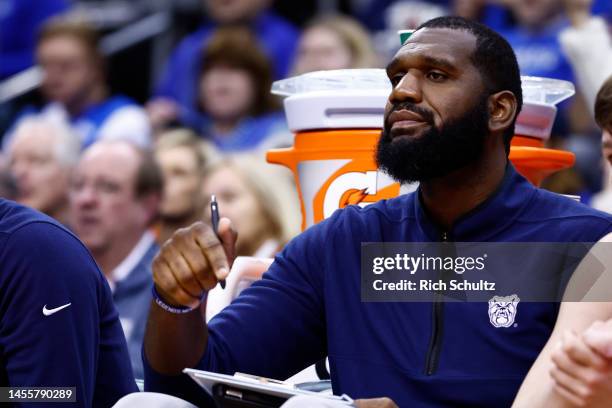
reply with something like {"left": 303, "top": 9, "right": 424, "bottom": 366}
{"left": 413, "top": 163, "right": 537, "bottom": 241}
{"left": 113, "top": 242, "right": 158, "bottom": 298}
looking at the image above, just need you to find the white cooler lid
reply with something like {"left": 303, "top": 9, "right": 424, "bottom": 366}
{"left": 273, "top": 70, "right": 575, "bottom": 138}
{"left": 282, "top": 90, "right": 389, "bottom": 130}
{"left": 273, "top": 69, "right": 390, "bottom": 131}
{"left": 517, "top": 76, "right": 575, "bottom": 140}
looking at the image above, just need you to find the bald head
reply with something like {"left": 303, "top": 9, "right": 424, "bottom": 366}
{"left": 8, "top": 117, "right": 80, "bottom": 219}
{"left": 79, "top": 141, "right": 142, "bottom": 185}
{"left": 9, "top": 117, "right": 81, "bottom": 167}
{"left": 70, "top": 141, "right": 162, "bottom": 255}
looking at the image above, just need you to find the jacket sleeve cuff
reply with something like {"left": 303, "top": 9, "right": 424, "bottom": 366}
{"left": 142, "top": 345, "right": 216, "bottom": 407}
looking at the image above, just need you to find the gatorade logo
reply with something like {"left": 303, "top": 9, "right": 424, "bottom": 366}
{"left": 315, "top": 164, "right": 402, "bottom": 222}
{"left": 340, "top": 188, "right": 369, "bottom": 207}
{"left": 323, "top": 171, "right": 378, "bottom": 218}
{"left": 270, "top": 131, "right": 406, "bottom": 230}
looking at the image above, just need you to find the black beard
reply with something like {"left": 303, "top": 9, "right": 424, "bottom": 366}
{"left": 375, "top": 94, "right": 490, "bottom": 184}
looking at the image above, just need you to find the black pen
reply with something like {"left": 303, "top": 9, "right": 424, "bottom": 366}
{"left": 210, "top": 195, "right": 226, "bottom": 289}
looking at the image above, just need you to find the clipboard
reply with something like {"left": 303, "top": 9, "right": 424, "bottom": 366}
{"left": 183, "top": 368, "right": 355, "bottom": 407}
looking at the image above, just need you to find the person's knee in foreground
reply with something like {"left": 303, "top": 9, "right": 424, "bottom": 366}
{"left": 143, "top": 16, "right": 612, "bottom": 407}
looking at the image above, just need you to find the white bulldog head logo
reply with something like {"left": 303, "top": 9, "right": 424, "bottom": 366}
{"left": 488, "top": 294, "right": 520, "bottom": 328}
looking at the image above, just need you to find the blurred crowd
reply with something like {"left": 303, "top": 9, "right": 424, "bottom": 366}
{"left": 0, "top": 0, "right": 611, "bottom": 380}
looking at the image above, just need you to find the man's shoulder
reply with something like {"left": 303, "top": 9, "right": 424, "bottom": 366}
{"left": 531, "top": 188, "right": 612, "bottom": 221}
{"left": 0, "top": 199, "right": 65, "bottom": 236}
{"left": 0, "top": 199, "right": 101, "bottom": 281}
{"left": 522, "top": 188, "right": 612, "bottom": 239}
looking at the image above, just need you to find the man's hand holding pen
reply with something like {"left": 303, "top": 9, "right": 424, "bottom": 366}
{"left": 152, "top": 217, "right": 237, "bottom": 309}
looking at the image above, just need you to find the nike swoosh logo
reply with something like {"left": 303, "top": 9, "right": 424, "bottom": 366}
{"left": 42, "top": 303, "right": 72, "bottom": 316}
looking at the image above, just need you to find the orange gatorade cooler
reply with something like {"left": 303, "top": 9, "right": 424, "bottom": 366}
{"left": 267, "top": 70, "right": 576, "bottom": 230}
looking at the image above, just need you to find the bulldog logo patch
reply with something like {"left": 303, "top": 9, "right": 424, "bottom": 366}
{"left": 488, "top": 294, "right": 520, "bottom": 328}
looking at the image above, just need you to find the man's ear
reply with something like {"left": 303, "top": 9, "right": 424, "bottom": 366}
{"left": 488, "top": 90, "right": 518, "bottom": 135}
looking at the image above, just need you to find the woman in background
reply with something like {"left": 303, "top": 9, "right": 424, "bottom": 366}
{"left": 154, "top": 128, "right": 218, "bottom": 245}
{"left": 292, "top": 14, "right": 378, "bottom": 75}
{"left": 202, "top": 154, "right": 300, "bottom": 258}
{"left": 197, "top": 28, "right": 291, "bottom": 153}
{"left": 202, "top": 154, "right": 301, "bottom": 320}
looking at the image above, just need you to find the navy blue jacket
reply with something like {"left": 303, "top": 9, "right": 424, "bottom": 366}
{"left": 145, "top": 165, "right": 612, "bottom": 407}
{"left": 0, "top": 200, "right": 137, "bottom": 406}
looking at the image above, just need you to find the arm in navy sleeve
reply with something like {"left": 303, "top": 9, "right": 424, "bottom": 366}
{"left": 144, "top": 210, "right": 336, "bottom": 403}
{"left": 0, "top": 221, "right": 137, "bottom": 407}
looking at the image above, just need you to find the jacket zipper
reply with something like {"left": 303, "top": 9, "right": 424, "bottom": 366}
{"left": 424, "top": 231, "right": 449, "bottom": 375}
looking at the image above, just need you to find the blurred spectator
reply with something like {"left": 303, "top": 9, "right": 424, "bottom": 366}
{"left": 368, "top": 0, "right": 449, "bottom": 61}
{"left": 202, "top": 154, "right": 301, "bottom": 319}
{"left": 0, "top": 0, "right": 69, "bottom": 80}
{"left": 559, "top": 0, "right": 612, "bottom": 115}
{"left": 69, "top": 141, "right": 162, "bottom": 379}
{"left": 355, "top": 0, "right": 450, "bottom": 32}
{"left": 553, "top": 0, "right": 612, "bottom": 203}
{"left": 7, "top": 19, "right": 151, "bottom": 149}
{"left": 0, "top": 151, "right": 17, "bottom": 200}
{"left": 360, "top": 1, "right": 447, "bottom": 62}
{"left": 483, "top": 0, "right": 612, "bottom": 32}
{"left": 195, "top": 28, "right": 291, "bottom": 152}
{"left": 202, "top": 154, "right": 300, "bottom": 258}
{"left": 154, "top": 128, "right": 218, "bottom": 245}
{"left": 500, "top": 0, "right": 592, "bottom": 193}
{"left": 7, "top": 116, "right": 80, "bottom": 226}
{"left": 148, "top": 0, "right": 299, "bottom": 131}
{"left": 453, "top": 0, "right": 488, "bottom": 21}
{"left": 292, "top": 15, "right": 378, "bottom": 75}
{"left": 499, "top": 0, "right": 573, "bottom": 82}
